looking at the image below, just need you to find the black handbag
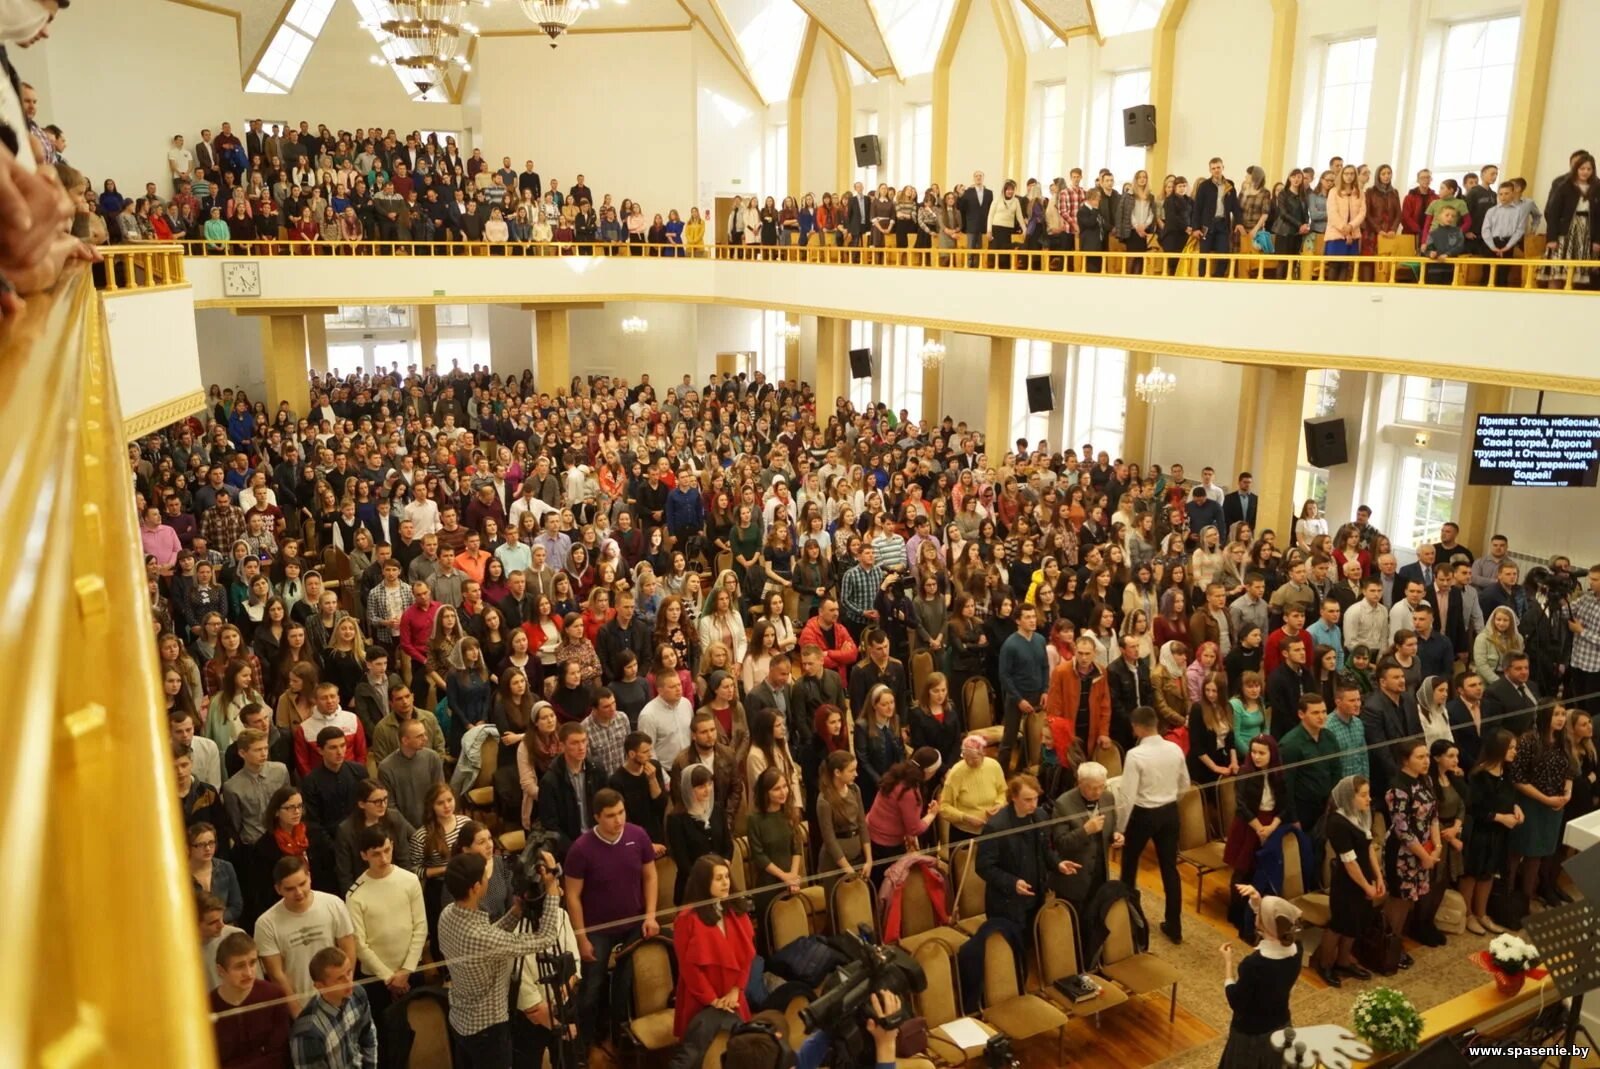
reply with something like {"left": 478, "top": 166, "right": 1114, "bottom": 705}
{"left": 1488, "top": 885, "right": 1529, "bottom": 931}
{"left": 1355, "top": 915, "right": 1404, "bottom": 975}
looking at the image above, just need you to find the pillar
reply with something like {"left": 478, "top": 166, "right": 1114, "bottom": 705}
{"left": 416, "top": 304, "right": 439, "bottom": 370}
{"left": 534, "top": 308, "right": 570, "bottom": 395}
{"left": 304, "top": 313, "right": 328, "bottom": 375}
{"left": 922, "top": 329, "right": 944, "bottom": 425}
{"left": 716, "top": 352, "right": 740, "bottom": 376}
{"left": 1256, "top": 367, "right": 1308, "bottom": 544}
{"left": 1503, "top": 0, "right": 1560, "bottom": 179}
{"left": 1454, "top": 383, "right": 1509, "bottom": 553}
{"left": 1122, "top": 351, "right": 1154, "bottom": 463}
{"left": 1261, "top": 0, "right": 1298, "bottom": 181}
{"left": 815, "top": 316, "right": 848, "bottom": 410}
{"left": 260, "top": 314, "right": 308, "bottom": 416}
{"left": 985, "top": 337, "right": 1013, "bottom": 454}
{"left": 784, "top": 312, "right": 801, "bottom": 383}
{"left": 1232, "top": 365, "right": 1262, "bottom": 480}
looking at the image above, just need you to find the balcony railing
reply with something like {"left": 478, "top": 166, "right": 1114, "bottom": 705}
{"left": 94, "top": 243, "right": 188, "bottom": 292}
{"left": 160, "top": 235, "right": 1600, "bottom": 292}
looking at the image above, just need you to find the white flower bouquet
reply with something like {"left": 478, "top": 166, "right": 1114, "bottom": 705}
{"left": 1488, "top": 934, "right": 1538, "bottom": 976}
{"left": 1351, "top": 986, "right": 1424, "bottom": 1053}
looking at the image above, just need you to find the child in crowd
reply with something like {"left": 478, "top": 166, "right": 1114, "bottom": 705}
{"left": 1423, "top": 205, "right": 1465, "bottom": 285}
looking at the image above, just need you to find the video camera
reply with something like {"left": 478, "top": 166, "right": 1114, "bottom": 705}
{"left": 799, "top": 927, "right": 926, "bottom": 1067}
{"left": 510, "top": 829, "right": 562, "bottom": 907}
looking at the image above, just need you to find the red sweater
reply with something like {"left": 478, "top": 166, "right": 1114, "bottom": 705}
{"left": 211, "top": 980, "right": 292, "bottom": 1069}
{"left": 673, "top": 909, "right": 756, "bottom": 1037}
{"left": 798, "top": 617, "right": 859, "bottom": 679}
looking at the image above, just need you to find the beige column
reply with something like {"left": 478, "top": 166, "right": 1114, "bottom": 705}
{"left": 304, "top": 313, "right": 329, "bottom": 375}
{"left": 1454, "top": 383, "right": 1509, "bottom": 553}
{"left": 1122, "top": 351, "right": 1154, "bottom": 463}
{"left": 260, "top": 314, "right": 308, "bottom": 415}
{"left": 1232, "top": 365, "right": 1263, "bottom": 479}
{"left": 815, "top": 316, "right": 849, "bottom": 410}
{"left": 921, "top": 329, "right": 944, "bottom": 425}
{"left": 416, "top": 304, "right": 439, "bottom": 370}
{"left": 1256, "top": 367, "right": 1308, "bottom": 542}
{"left": 985, "top": 336, "right": 1013, "bottom": 454}
{"left": 784, "top": 312, "right": 801, "bottom": 383}
{"left": 534, "top": 309, "right": 570, "bottom": 394}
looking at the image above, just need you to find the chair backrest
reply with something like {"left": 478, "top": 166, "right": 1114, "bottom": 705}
{"left": 473, "top": 735, "right": 499, "bottom": 789}
{"left": 912, "top": 938, "right": 961, "bottom": 1025}
{"left": 1371, "top": 811, "right": 1387, "bottom": 850}
{"left": 767, "top": 893, "right": 812, "bottom": 952}
{"left": 1034, "top": 898, "right": 1080, "bottom": 984}
{"left": 1281, "top": 831, "right": 1305, "bottom": 900}
{"left": 702, "top": 1031, "right": 729, "bottom": 1069}
{"left": 964, "top": 678, "right": 994, "bottom": 730}
{"left": 405, "top": 997, "right": 451, "bottom": 1069}
{"left": 497, "top": 829, "right": 526, "bottom": 854}
{"left": 982, "top": 931, "right": 1021, "bottom": 1006}
{"left": 911, "top": 649, "right": 933, "bottom": 698}
{"left": 1024, "top": 706, "right": 1043, "bottom": 768}
{"left": 1377, "top": 232, "right": 1417, "bottom": 258}
{"left": 1093, "top": 739, "right": 1122, "bottom": 778}
{"left": 656, "top": 854, "right": 679, "bottom": 912}
{"left": 730, "top": 836, "right": 750, "bottom": 893}
{"left": 831, "top": 874, "right": 877, "bottom": 938}
{"left": 1176, "top": 787, "right": 1209, "bottom": 851}
{"left": 949, "top": 840, "right": 986, "bottom": 923}
{"left": 900, "top": 862, "right": 938, "bottom": 931}
{"left": 1101, "top": 898, "right": 1134, "bottom": 965}
{"left": 631, "top": 939, "right": 675, "bottom": 1016}
{"left": 1215, "top": 776, "right": 1236, "bottom": 836}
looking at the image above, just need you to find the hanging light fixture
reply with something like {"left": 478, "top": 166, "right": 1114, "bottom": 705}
{"left": 621, "top": 315, "right": 649, "bottom": 336}
{"left": 1135, "top": 365, "right": 1177, "bottom": 403}
{"left": 518, "top": 0, "right": 601, "bottom": 45}
{"left": 364, "top": 1, "right": 484, "bottom": 97}
{"left": 920, "top": 339, "right": 946, "bottom": 369}
{"left": 777, "top": 321, "right": 801, "bottom": 343}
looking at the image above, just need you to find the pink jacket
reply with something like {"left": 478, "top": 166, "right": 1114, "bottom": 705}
{"left": 866, "top": 783, "right": 934, "bottom": 847}
{"left": 1327, "top": 190, "right": 1367, "bottom": 242}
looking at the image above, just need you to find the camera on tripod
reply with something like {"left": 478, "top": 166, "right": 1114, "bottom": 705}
{"left": 512, "top": 829, "right": 562, "bottom": 907}
{"left": 799, "top": 927, "right": 926, "bottom": 1066}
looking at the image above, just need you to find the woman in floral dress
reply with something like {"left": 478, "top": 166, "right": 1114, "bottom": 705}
{"left": 1383, "top": 739, "right": 1442, "bottom": 970}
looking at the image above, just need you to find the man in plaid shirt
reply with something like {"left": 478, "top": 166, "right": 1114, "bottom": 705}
{"left": 201, "top": 495, "right": 247, "bottom": 556}
{"left": 1569, "top": 565, "right": 1600, "bottom": 712}
{"left": 288, "top": 947, "right": 377, "bottom": 1069}
{"left": 1055, "top": 167, "right": 1087, "bottom": 265}
{"left": 366, "top": 559, "right": 414, "bottom": 653}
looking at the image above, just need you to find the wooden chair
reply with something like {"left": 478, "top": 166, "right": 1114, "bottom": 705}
{"left": 404, "top": 995, "right": 452, "bottom": 1069}
{"left": 1377, "top": 232, "right": 1417, "bottom": 282}
{"left": 656, "top": 854, "right": 679, "bottom": 913}
{"left": 913, "top": 938, "right": 997, "bottom": 1066}
{"left": 1023, "top": 707, "right": 1044, "bottom": 771}
{"left": 766, "top": 892, "right": 813, "bottom": 953}
{"left": 1092, "top": 739, "right": 1123, "bottom": 778}
{"left": 910, "top": 649, "right": 934, "bottom": 702}
{"left": 1034, "top": 898, "right": 1128, "bottom": 1022}
{"left": 321, "top": 546, "right": 356, "bottom": 615}
{"left": 962, "top": 678, "right": 1002, "bottom": 747}
{"left": 978, "top": 930, "right": 1068, "bottom": 1055}
{"left": 731, "top": 836, "right": 751, "bottom": 893}
{"left": 1282, "top": 832, "right": 1330, "bottom": 929}
{"left": 498, "top": 829, "right": 526, "bottom": 854}
{"left": 1176, "top": 786, "right": 1228, "bottom": 914}
{"left": 831, "top": 873, "right": 877, "bottom": 938}
{"left": 947, "top": 839, "right": 987, "bottom": 936}
{"left": 896, "top": 862, "right": 969, "bottom": 955}
{"left": 471, "top": 735, "right": 499, "bottom": 792}
{"left": 622, "top": 937, "right": 678, "bottom": 1054}
{"left": 1096, "top": 898, "right": 1179, "bottom": 1021}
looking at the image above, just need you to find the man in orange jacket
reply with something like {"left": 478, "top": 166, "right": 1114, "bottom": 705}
{"left": 1045, "top": 636, "right": 1112, "bottom": 766}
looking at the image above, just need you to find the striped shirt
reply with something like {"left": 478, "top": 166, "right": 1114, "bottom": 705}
{"left": 840, "top": 563, "right": 886, "bottom": 624}
{"left": 288, "top": 986, "right": 378, "bottom": 1069}
{"left": 871, "top": 533, "right": 907, "bottom": 572}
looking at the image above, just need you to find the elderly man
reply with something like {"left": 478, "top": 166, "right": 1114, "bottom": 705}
{"left": 1051, "top": 761, "right": 1121, "bottom": 909}
{"left": 937, "top": 734, "right": 1007, "bottom": 842}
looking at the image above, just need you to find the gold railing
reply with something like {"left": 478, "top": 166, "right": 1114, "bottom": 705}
{"left": 95, "top": 243, "right": 188, "bottom": 292}
{"left": 167, "top": 235, "right": 1599, "bottom": 292}
{"left": 0, "top": 268, "right": 214, "bottom": 1067}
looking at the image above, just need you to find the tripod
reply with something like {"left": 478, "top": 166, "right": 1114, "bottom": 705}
{"left": 535, "top": 944, "right": 582, "bottom": 1069}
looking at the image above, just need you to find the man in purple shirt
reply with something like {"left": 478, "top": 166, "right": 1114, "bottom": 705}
{"left": 140, "top": 505, "right": 183, "bottom": 572}
{"left": 564, "top": 788, "right": 659, "bottom": 1054}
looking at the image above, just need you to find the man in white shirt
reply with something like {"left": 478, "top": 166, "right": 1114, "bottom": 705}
{"left": 509, "top": 479, "right": 558, "bottom": 532}
{"left": 1198, "top": 466, "right": 1226, "bottom": 506}
{"left": 403, "top": 481, "right": 441, "bottom": 537}
{"left": 346, "top": 826, "right": 427, "bottom": 1022}
{"left": 637, "top": 671, "right": 694, "bottom": 768}
{"left": 168, "top": 134, "right": 194, "bottom": 184}
{"left": 1388, "top": 579, "right": 1429, "bottom": 644}
{"left": 171, "top": 709, "right": 222, "bottom": 787}
{"left": 254, "top": 856, "right": 357, "bottom": 1016}
{"left": 1343, "top": 576, "right": 1390, "bottom": 655}
{"left": 1116, "top": 706, "right": 1189, "bottom": 944}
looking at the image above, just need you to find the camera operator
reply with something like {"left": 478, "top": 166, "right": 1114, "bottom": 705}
{"left": 437, "top": 852, "right": 561, "bottom": 1069}
{"left": 721, "top": 991, "right": 912, "bottom": 1069}
{"left": 512, "top": 847, "right": 583, "bottom": 1069}
{"left": 669, "top": 855, "right": 756, "bottom": 1069}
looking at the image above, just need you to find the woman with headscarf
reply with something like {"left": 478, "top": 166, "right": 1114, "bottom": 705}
{"left": 666, "top": 765, "right": 730, "bottom": 905}
{"left": 1219, "top": 889, "right": 1305, "bottom": 1068}
{"left": 1314, "top": 775, "right": 1382, "bottom": 987}
{"left": 1151, "top": 640, "right": 1191, "bottom": 735}
{"left": 1415, "top": 674, "right": 1455, "bottom": 747}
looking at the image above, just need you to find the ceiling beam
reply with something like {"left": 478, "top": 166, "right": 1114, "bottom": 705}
{"left": 672, "top": 0, "right": 767, "bottom": 104}
{"left": 1014, "top": 0, "right": 1099, "bottom": 46}
{"left": 788, "top": 0, "right": 898, "bottom": 80}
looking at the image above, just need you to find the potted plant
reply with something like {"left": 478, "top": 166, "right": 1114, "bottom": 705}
{"left": 1351, "top": 986, "right": 1424, "bottom": 1054}
{"left": 1483, "top": 934, "right": 1540, "bottom": 996}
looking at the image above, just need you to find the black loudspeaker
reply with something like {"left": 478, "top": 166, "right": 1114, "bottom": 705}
{"left": 1024, "top": 375, "right": 1055, "bottom": 414}
{"left": 1304, "top": 417, "right": 1349, "bottom": 467}
{"left": 853, "top": 135, "right": 881, "bottom": 168}
{"left": 848, "top": 348, "right": 873, "bottom": 379}
{"left": 1123, "top": 104, "right": 1157, "bottom": 148}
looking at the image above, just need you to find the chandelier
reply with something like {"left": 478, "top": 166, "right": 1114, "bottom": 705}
{"left": 518, "top": 0, "right": 601, "bottom": 45}
{"left": 777, "top": 321, "right": 801, "bottom": 343}
{"left": 920, "top": 340, "right": 946, "bottom": 369}
{"left": 365, "top": 1, "right": 483, "bottom": 95}
{"left": 1135, "top": 365, "right": 1177, "bottom": 403}
{"left": 621, "top": 315, "right": 649, "bottom": 336}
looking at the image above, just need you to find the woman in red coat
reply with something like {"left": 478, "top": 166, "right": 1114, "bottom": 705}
{"left": 671, "top": 854, "right": 757, "bottom": 1069}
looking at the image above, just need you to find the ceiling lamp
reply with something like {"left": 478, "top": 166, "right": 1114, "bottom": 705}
{"left": 621, "top": 315, "right": 649, "bottom": 336}
{"left": 518, "top": 0, "right": 600, "bottom": 45}
{"left": 1135, "top": 365, "right": 1177, "bottom": 403}
{"left": 365, "top": 1, "right": 483, "bottom": 96}
{"left": 778, "top": 321, "right": 801, "bottom": 343}
{"left": 920, "top": 340, "right": 946, "bottom": 369}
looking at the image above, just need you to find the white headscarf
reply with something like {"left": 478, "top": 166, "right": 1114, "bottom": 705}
{"left": 0, "top": 0, "right": 50, "bottom": 43}
{"left": 1331, "top": 775, "right": 1371, "bottom": 839}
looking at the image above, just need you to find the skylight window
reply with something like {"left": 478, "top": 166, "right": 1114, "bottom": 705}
{"left": 872, "top": 0, "right": 957, "bottom": 77}
{"left": 246, "top": 0, "right": 337, "bottom": 94}
{"left": 1092, "top": 0, "right": 1160, "bottom": 37}
{"left": 724, "top": 0, "right": 808, "bottom": 103}
{"left": 1012, "top": 0, "right": 1062, "bottom": 50}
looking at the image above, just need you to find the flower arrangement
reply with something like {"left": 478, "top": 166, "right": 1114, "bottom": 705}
{"left": 1351, "top": 986, "right": 1424, "bottom": 1053}
{"left": 1488, "top": 934, "right": 1538, "bottom": 977}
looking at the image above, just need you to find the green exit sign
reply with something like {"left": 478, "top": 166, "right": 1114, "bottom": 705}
{"left": 434, "top": 289, "right": 446, "bottom": 296}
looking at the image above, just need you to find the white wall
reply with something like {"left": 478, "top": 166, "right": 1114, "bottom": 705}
{"left": 941, "top": 333, "right": 990, "bottom": 429}
{"left": 799, "top": 42, "right": 838, "bottom": 194}
{"left": 104, "top": 287, "right": 203, "bottom": 422}
{"left": 194, "top": 308, "right": 267, "bottom": 401}
{"left": 1144, "top": 356, "right": 1242, "bottom": 472}
{"left": 1534, "top": 0, "right": 1600, "bottom": 197}
{"left": 1168, "top": 0, "right": 1272, "bottom": 178}
{"left": 1488, "top": 389, "right": 1600, "bottom": 564}
{"left": 944, "top": 0, "right": 1006, "bottom": 182}
{"left": 693, "top": 27, "right": 765, "bottom": 205}
{"left": 487, "top": 306, "right": 534, "bottom": 376}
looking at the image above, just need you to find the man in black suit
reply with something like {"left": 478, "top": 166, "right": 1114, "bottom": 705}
{"left": 1397, "top": 542, "right": 1440, "bottom": 591}
{"left": 1267, "top": 637, "right": 1318, "bottom": 738}
{"left": 957, "top": 171, "right": 992, "bottom": 251}
{"left": 1190, "top": 156, "right": 1240, "bottom": 277}
{"left": 793, "top": 645, "right": 846, "bottom": 736}
{"left": 1222, "top": 472, "right": 1258, "bottom": 532}
{"left": 1050, "top": 762, "right": 1119, "bottom": 909}
{"left": 594, "top": 591, "right": 653, "bottom": 684}
{"left": 745, "top": 655, "right": 805, "bottom": 746}
{"left": 1482, "top": 652, "right": 1539, "bottom": 737}
{"left": 975, "top": 774, "right": 1079, "bottom": 932}
{"left": 1361, "top": 662, "right": 1419, "bottom": 814}
{"left": 845, "top": 180, "right": 872, "bottom": 255}
{"left": 569, "top": 174, "right": 593, "bottom": 208}
{"left": 245, "top": 120, "right": 265, "bottom": 163}
{"left": 518, "top": 161, "right": 542, "bottom": 201}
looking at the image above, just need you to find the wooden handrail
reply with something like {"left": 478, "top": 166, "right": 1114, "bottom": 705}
{"left": 94, "top": 243, "right": 188, "bottom": 293}
{"left": 0, "top": 267, "right": 215, "bottom": 1068}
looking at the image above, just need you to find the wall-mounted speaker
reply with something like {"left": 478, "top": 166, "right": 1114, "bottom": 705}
{"left": 1304, "top": 417, "right": 1349, "bottom": 467}
{"left": 853, "top": 135, "right": 881, "bottom": 168}
{"left": 1123, "top": 104, "right": 1157, "bottom": 148}
{"left": 1024, "top": 375, "right": 1055, "bottom": 414}
{"left": 848, "top": 347, "right": 873, "bottom": 379}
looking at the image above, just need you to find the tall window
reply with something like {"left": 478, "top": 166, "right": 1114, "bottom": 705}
{"left": 899, "top": 104, "right": 933, "bottom": 194}
{"left": 764, "top": 123, "right": 789, "bottom": 200}
{"left": 1428, "top": 16, "right": 1520, "bottom": 176}
{"left": 850, "top": 320, "right": 874, "bottom": 410}
{"left": 884, "top": 325, "right": 926, "bottom": 422}
{"left": 1027, "top": 82, "right": 1067, "bottom": 185}
{"left": 1397, "top": 376, "right": 1468, "bottom": 426}
{"left": 854, "top": 110, "right": 879, "bottom": 189}
{"left": 1396, "top": 457, "right": 1459, "bottom": 546}
{"left": 246, "top": 0, "right": 336, "bottom": 94}
{"left": 1096, "top": 69, "right": 1151, "bottom": 183}
{"left": 1070, "top": 346, "right": 1126, "bottom": 461}
{"left": 875, "top": 0, "right": 958, "bottom": 77}
{"left": 1313, "top": 36, "right": 1377, "bottom": 167}
{"left": 1010, "top": 341, "right": 1053, "bottom": 448}
{"left": 757, "top": 310, "right": 787, "bottom": 381}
